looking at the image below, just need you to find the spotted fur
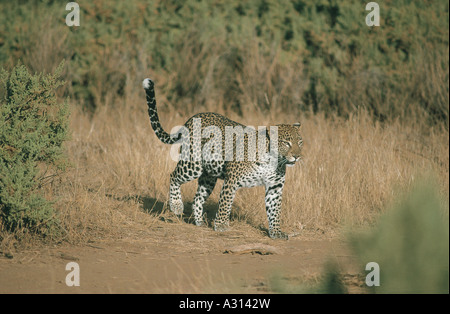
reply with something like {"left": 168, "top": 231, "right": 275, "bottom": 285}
{"left": 143, "top": 79, "right": 303, "bottom": 239}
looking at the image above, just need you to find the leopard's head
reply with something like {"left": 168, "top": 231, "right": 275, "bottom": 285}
{"left": 273, "top": 122, "right": 303, "bottom": 167}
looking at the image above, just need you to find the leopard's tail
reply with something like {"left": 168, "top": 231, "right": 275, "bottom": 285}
{"left": 143, "top": 78, "right": 181, "bottom": 144}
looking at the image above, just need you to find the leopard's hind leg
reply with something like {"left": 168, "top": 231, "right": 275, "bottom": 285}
{"left": 214, "top": 178, "right": 238, "bottom": 232}
{"left": 169, "top": 160, "right": 202, "bottom": 215}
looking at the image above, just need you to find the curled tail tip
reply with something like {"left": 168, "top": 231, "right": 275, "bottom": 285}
{"left": 142, "top": 78, "right": 154, "bottom": 90}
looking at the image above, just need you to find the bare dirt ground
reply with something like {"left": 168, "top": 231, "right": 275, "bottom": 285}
{"left": 0, "top": 220, "right": 365, "bottom": 294}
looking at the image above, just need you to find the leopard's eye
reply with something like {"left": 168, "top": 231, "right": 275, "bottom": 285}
{"left": 281, "top": 141, "right": 291, "bottom": 147}
{"left": 299, "top": 139, "right": 303, "bottom": 146}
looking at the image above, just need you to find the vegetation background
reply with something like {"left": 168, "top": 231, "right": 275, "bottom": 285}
{"left": 1, "top": 0, "right": 448, "bottom": 123}
{"left": 0, "top": 0, "right": 448, "bottom": 292}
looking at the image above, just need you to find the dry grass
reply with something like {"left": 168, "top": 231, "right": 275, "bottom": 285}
{"left": 44, "top": 92, "right": 449, "bottom": 244}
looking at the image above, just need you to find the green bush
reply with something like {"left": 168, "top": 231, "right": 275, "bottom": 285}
{"left": 0, "top": 0, "right": 447, "bottom": 125}
{"left": 351, "top": 179, "right": 449, "bottom": 293}
{"left": 0, "top": 62, "right": 69, "bottom": 236}
{"left": 270, "top": 178, "right": 449, "bottom": 294}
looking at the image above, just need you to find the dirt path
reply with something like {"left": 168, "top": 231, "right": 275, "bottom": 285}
{"left": 0, "top": 222, "right": 364, "bottom": 294}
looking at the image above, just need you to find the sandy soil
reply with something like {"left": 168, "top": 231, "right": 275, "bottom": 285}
{"left": 0, "top": 221, "right": 365, "bottom": 294}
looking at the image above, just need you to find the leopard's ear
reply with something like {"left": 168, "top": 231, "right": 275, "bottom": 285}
{"left": 293, "top": 122, "right": 301, "bottom": 128}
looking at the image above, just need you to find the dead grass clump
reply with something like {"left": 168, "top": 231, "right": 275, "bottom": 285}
{"left": 42, "top": 100, "right": 449, "bottom": 244}
{"left": 236, "top": 110, "right": 449, "bottom": 234}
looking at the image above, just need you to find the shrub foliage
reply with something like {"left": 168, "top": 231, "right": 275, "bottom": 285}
{"left": 0, "top": 62, "right": 69, "bottom": 235}
{"left": 0, "top": 0, "right": 448, "bottom": 126}
{"left": 351, "top": 179, "right": 449, "bottom": 293}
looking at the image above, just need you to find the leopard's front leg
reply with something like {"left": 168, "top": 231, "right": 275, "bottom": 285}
{"left": 265, "top": 176, "right": 288, "bottom": 239}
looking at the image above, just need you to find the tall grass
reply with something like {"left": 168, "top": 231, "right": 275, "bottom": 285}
{"left": 47, "top": 98, "right": 447, "bottom": 243}
{"left": 0, "top": 0, "right": 448, "bottom": 245}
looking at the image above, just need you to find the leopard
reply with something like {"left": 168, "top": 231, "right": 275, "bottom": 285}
{"left": 142, "top": 78, "right": 303, "bottom": 239}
